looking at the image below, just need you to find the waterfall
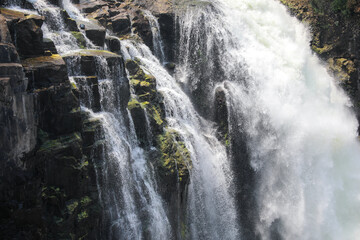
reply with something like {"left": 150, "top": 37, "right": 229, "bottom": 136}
{"left": 121, "top": 39, "right": 240, "bottom": 239}
{"left": 143, "top": 11, "right": 166, "bottom": 64}
{"left": 177, "top": 0, "right": 360, "bottom": 239}
{"left": 5, "top": 0, "right": 360, "bottom": 239}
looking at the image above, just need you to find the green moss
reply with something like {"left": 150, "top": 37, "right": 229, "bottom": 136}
{"left": 140, "top": 81, "right": 151, "bottom": 87}
{"left": 66, "top": 200, "right": 79, "bottom": 214}
{"left": 71, "top": 31, "right": 86, "bottom": 49}
{"left": 22, "top": 54, "right": 63, "bottom": 67}
{"left": 150, "top": 106, "right": 163, "bottom": 126}
{"left": 311, "top": 43, "right": 333, "bottom": 55}
{"left": 130, "top": 79, "right": 140, "bottom": 86}
{"left": 158, "top": 129, "right": 192, "bottom": 181}
{"left": 62, "top": 49, "right": 119, "bottom": 58}
{"left": 328, "top": 57, "right": 355, "bottom": 82}
{"left": 80, "top": 196, "right": 92, "bottom": 206}
{"left": 39, "top": 132, "right": 81, "bottom": 153}
{"left": 77, "top": 210, "right": 88, "bottom": 221}
{"left": 128, "top": 97, "right": 141, "bottom": 110}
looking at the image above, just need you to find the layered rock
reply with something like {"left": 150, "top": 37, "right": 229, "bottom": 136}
{"left": 0, "top": 7, "right": 101, "bottom": 239}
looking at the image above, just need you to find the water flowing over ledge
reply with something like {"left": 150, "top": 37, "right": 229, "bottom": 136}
{"left": 0, "top": 0, "right": 360, "bottom": 239}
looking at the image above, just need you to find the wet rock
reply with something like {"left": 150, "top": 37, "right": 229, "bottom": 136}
{"left": 0, "top": 63, "right": 26, "bottom": 92}
{"left": 22, "top": 54, "right": 68, "bottom": 88}
{"left": 71, "top": 31, "right": 86, "bottom": 49}
{"left": 158, "top": 13, "right": 175, "bottom": 61}
{"left": 61, "top": 10, "right": 79, "bottom": 32}
{"left": 214, "top": 87, "right": 229, "bottom": 144}
{"left": 78, "top": 0, "right": 108, "bottom": 14}
{"left": 7, "top": 12, "right": 45, "bottom": 57}
{"left": 36, "top": 84, "right": 81, "bottom": 135}
{"left": 125, "top": 59, "right": 166, "bottom": 137}
{"left": 132, "top": 11, "right": 153, "bottom": 50}
{"left": 110, "top": 13, "right": 131, "bottom": 35}
{"left": 105, "top": 36, "right": 121, "bottom": 52}
{"left": 156, "top": 129, "right": 192, "bottom": 197}
{"left": 43, "top": 38, "right": 58, "bottom": 54}
{"left": 128, "top": 97, "right": 149, "bottom": 147}
{"left": 63, "top": 50, "right": 122, "bottom": 76}
{"left": 73, "top": 76, "right": 101, "bottom": 112}
{"left": 85, "top": 29, "right": 106, "bottom": 47}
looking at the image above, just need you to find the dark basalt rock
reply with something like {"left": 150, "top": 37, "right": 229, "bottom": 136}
{"left": 128, "top": 98, "right": 149, "bottom": 147}
{"left": 158, "top": 13, "right": 175, "bottom": 61}
{"left": 0, "top": 44, "right": 19, "bottom": 63}
{"left": 73, "top": 76, "right": 101, "bottom": 112}
{"left": 132, "top": 11, "right": 153, "bottom": 50}
{"left": 110, "top": 13, "right": 131, "bottom": 35}
{"left": 22, "top": 54, "right": 68, "bottom": 89}
{"left": 105, "top": 36, "right": 121, "bottom": 52}
{"left": 8, "top": 14, "right": 45, "bottom": 57}
{"left": 85, "top": 28, "right": 106, "bottom": 47}
{"left": 43, "top": 38, "right": 58, "bottom": 54}
{"left": 36, "top": 84, "right": 82, "bottom": 136}
{"left": 214, "top": 87, "right": 229, "bottom": 143}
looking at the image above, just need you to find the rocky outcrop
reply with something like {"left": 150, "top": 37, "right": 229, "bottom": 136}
{"left": 280, "top": 0, "right": 360, "bottom": 132}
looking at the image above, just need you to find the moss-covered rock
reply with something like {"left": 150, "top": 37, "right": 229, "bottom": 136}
{"left": 71, "top": 31, "right": 86, "bottom": 49}
{"left": 157, "top": 129, "right": 192, "bottom": 183}
{"left": 126, "top": 59, "right": 166, "bottom": 144}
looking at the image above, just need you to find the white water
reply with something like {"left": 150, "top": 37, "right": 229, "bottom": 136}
{"left": 178, "top": 0, "right": 360, "bottom": 239}
{"left": 143, "top": 11, "right": 166, "bottom": 64}
{"left": 121, "top": 39, "right": 240, "bottom": 239}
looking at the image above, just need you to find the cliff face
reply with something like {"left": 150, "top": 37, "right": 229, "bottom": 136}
{"left": 280, "top": 0, "right": 360, "bottom": 132}
{"left": 0, "top": 0, "right": 182, "bottom": 239}
{"left": 0, "top": 7, "right": 102, "bottom": 239}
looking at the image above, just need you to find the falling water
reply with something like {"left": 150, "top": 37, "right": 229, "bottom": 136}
{"left": 143, "top": 11, "right": 166, "bottom": 64}
{"left": 121, "top": 39, "right": 240, "bottom": 239}
{"left": 177, "top": 0, "right": 360, "bottom": 239}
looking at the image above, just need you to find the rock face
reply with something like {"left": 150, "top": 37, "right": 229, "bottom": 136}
{"left": 280, "top": 0, "right": 360, "bottom": 132}
{"left": 0, "top": 0, "right": 184, "bottom": 238}
{"left": 0, "top": 7, "right": 101, "bottom": 239}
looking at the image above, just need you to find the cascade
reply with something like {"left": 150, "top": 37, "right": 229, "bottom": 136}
{"left": 121, "top": 39, "right": 240, "bottom": 239}
{"left": 177, "top": 0, "right": 360, "bottom": 239}
{"left": 2, "top": 0, "right": 360, "bottom": 239}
